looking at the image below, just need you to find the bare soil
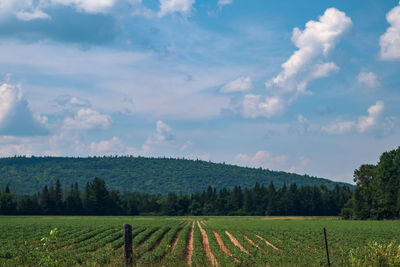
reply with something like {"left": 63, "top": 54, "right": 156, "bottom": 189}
{"left": 197, "top": 221, "right": 218, "bottom": 266}
{"left": 225, "top": 231, "right": 250, "bottom": 255}
{"left": 185, "top": 221, "right": 195, "bottom": 266}
{"left": 242, "top": 234, "right": 259, "bottom": 248}
{"left": 213, "top": 230, "right": 240, "bottom": 263}
{"left": 255, "top": 234, "right": 281, "bottom": 251}
{"left": 133, "top": 228, "right": 158, "bottom": 249}
{"left": 272, "top": 236, "right": 282, "bottom": 242}
{"left": 150, "top": 228, "right": 170, "bottom": 250}
{"left": 170, "top": 228, "right": 182, "bottom": 252}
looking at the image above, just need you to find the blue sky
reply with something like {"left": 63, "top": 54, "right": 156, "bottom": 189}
{"left": 0, "top": 0, "right": 399, "bottom": 183}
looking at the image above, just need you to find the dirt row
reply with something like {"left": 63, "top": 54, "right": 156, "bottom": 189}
{"left": 183, "top": 221, "right": 281, "bottom": 266}
{"left": 119, "top": 221, "right": 281, "bottom": 266}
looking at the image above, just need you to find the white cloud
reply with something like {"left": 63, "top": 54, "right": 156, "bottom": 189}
{"left": 52, "top": 95, "right": 91, "bottom": 109}
{"left": 241, "top": 94, "right": 285, "bottom": 119}
{"left": 248, "top": 8, "right": 350, "bottom": 120}
{"left": 63, "top": 108, "right": 112, "bottom": 130}
{"left": 221, "top": 76, "right": 252, "bottom": 93}
{"left": 0, "top": 0, "right": 119, "bottom": 20}
{"left": 158, "top": 0, "right": 195, "bottom": 17}
{"left": 0, "top": 42, "right": 235, "bottom": 120}
{"left": 379, "top": 2, "right": 400, "bottom": 60}
{"left": 267, "top": 8, "right": 351, "bottom": 93}
{"left": 322, "top": 101, "right": 387, "bottom": 134}
{"left": 322, "top": 119, "right": 355, "bottom": 134}
{"left": 0, "top": 0, "right": 49, "bottom": 20}
{"left": 357, "top": 100, "right": 384, "bottom": 133}
{"left": 218, "top": 0, "right": 232, "bottom": 8}
{"left": 235, "top": 150, "right": 288, "bottom": 170}
{"left": 0, "top": 83, "right": 48, "bottom": 136}
{"left": 296, "top": 62, "right": 339, "bottom": 94}
{"left": 142, "top": 120, "right": 173, "bottom": 153}
{"left": 297, "top": 114, "right": 309, "bottom": 134}
{"left": 357, "top": 71, "right": 380, "bottom": 88}
{"left": 51, "top": 0, "right": 117, "bottom": 13}
{"left": 90, "top": 136, "right": 123, "bottom": 154}
{"left": 180, "top": 140, "right": 192, "bottom": 151}
{"left": 15, "top": 8, "right": 50, "bottom": 21}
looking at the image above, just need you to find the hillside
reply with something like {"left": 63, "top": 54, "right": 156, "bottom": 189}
{"left": 0, "top": 156, "right": 353, "bottom": 195}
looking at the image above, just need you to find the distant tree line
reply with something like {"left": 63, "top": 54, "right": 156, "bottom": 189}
{"left": 0, "top": 177, "right": 352, "bottom": 216}
{"left": 0, "top": 156, "right": 351, "bottom": 196}
{"left": 341, "top": 146, "right": 400, "bottom": 220}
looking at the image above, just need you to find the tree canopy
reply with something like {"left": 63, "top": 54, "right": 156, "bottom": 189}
{"left": 342, "top": 146, "right": 400, "bottom": 220}
{"left": 0, "top": 156, "right": 352, "bottom": 195}
{"left": 0, "top": 178, "right": 352, "bottom": 216}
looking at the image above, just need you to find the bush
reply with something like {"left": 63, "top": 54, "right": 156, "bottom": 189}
{"left": 348, "top": 241, "right": 400, "bottom": 267}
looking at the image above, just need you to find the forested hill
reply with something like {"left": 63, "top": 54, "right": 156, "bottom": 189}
{"left": 0, "top": 156, "right": 353, "bottom": 195}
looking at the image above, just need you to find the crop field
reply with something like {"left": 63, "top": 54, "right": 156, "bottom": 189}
{"left": 1, "top": 216, "right": 400, "bottom": 266}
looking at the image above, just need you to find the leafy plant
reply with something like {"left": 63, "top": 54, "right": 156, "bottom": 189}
{"left": 348, "top": 241, "right": 400, "bottom": 267}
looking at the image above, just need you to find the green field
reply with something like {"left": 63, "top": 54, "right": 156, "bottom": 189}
{"left": 1, "top": 216, "right": 399, "bottom": 266}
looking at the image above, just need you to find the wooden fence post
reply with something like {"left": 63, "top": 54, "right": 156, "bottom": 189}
{"left": 323, "top": 227, "right": 331, "bottom": 267}
{"left": 124, "top": 224, "right": 133, "bottom": 266}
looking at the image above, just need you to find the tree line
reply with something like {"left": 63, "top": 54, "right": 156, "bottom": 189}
{"left": 342, "top": 146, "right": 400, "bottom": 220}
{"left": 0, "top": 177, "right": 352, "bottom": 216}
{"left": 0, "top": 156, "right": 351, "bottom": 196}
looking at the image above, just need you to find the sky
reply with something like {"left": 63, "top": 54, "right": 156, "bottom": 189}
{"left": 0, "top": 0, "right": 399, "bottom": 184}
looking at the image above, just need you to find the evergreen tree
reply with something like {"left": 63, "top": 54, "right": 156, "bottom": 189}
{"left": 0, "top": 187, "right": 17, "bottom": 215}
{"left": 55, "top": 180, "right": 64, "bottom": 214}
{"left": 265, "top": 182, "right": 277, "bottom": 215}
{"left": 231, "top": 186, "right": 243, "bottom": 214}
{"left": 65, "top": 183, "right": 82, "bottom": 215}
{"left": 41, "top": 185, "right": 56, "bottom": 215}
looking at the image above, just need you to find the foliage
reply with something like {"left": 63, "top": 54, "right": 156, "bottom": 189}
{"left": 0, "top": 156, "right": 352, "bottom": 195}
{"left": 344, "top": 146, "right": 400, "bottom": 220}
{"left": 348, "top": 241, "right": 400, "bottom": 267}
{"left": 1, "top": 178, "right": 353, "bottom": 216}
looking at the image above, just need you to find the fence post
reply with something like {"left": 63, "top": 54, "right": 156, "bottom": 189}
{"left": 124, "top": 224, "right": 133, "bottom": 266}
{"left": 323, "top": 227, "right": 331, "bottom": 267}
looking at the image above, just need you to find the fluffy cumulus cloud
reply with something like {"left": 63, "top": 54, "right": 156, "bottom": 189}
{"left": 357, "top": 100, "right": 384, "bottom": 133}
{"left": 243, "top": 8, "right": 351, "bottom": 120}
{"left": 379, "top": 2, "right": 400, "bottom": 60}
{"left": 158, "top": 0, "right": 195, "bottom": 17}
{"left": 90, "top": 136, "right": 123, "bottom": 154}
{"left": 322, "top": 101, "right": 388, "bottom": 134}
{"left": 0, "top": 83, "right": 48, "bottom": 136}
{"left": 235, "top": 150, "right": 288, "bottom": 170}
{"left": 241, "top": 94, "right": 285, "bottom": 119}
{"left": 221, "top": 76, "right": 252, "bottom": 93}
{"left": 142, "top": 120, "right": 174, "bottom": 153}
{"left": 267, "top": 8, "right": 351, "bottom": 93}
{"left": 357, "top": 71, "right": 380, "bottom": 88}
{"left": 63, "top": 108, "right": 112, "bottom": 130}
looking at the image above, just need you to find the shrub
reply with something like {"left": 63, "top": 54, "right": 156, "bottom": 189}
{"left": 348, "top": 241, "right": 400, "bottom": 267}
